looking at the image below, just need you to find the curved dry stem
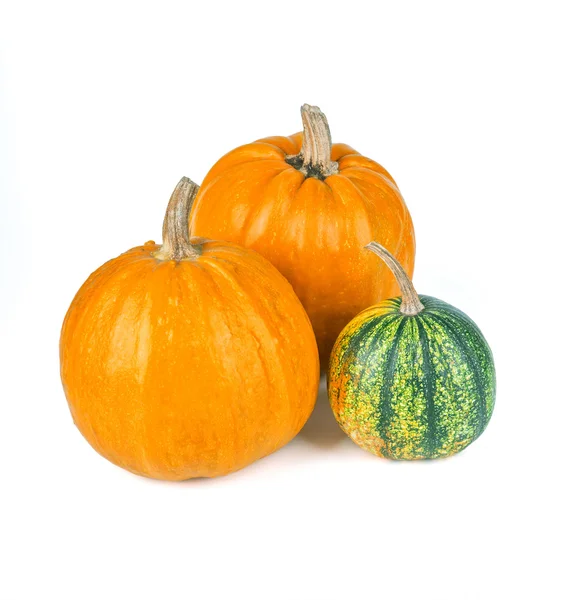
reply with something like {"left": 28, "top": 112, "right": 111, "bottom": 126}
{"left": 285, "top": 104, "right": 339, "bottom": 179}
{"left": 365, "top": 241, "right": 424, "bottom": 316}
{"left": 153, "top": 177, "right": 202, "bottom": 261}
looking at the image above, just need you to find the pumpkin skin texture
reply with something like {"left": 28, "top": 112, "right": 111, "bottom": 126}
{"left": 189, "top": 105, "right": 415, "bottom": 369}
{"left": 60, "top": 179, "right": 319, "bottom": 480}
{"left": 328, "top": 244, "right": 495, "bottom": 460}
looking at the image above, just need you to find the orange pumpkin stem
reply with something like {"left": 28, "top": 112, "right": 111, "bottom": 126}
{"left": 286, "top": 104, "right": 339, "bottom": 179}
{"left": 365, "top": 241, "right": 424, "bottom": 316}
{"left": 153, "top": 177, "right": 202, "bottom": 261}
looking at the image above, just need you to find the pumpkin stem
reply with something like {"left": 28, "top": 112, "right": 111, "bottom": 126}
{"left": 285, "top": 104, "right": 339, "bottom": 179}
{"left": 365, "top": 241, "right": 424, "bottom": 316}
{"left": 153, "top": 177, "right": 202, "bottom": 261}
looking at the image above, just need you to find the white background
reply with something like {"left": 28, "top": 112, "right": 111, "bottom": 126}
{"left": 1, "top": 1, "right": 572, "bottom": 598}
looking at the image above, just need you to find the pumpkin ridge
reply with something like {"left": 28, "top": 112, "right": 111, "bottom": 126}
{"left": 189, "top": 258, "right": 280, "bottom": 470}
{"left": 341, "top": 166, "right": 401, "bottom": 195}
{"left": 386, "top": 317, "right": 430, "bottom": 458}
{"left": 66, "top": 249, "right": 146, "bottom": 307}
{"left": 346, "top": 174, "right": 408, "bottom": 250}
{"left": 206, "top": 159, "right": 291, "bottom": 187}
{"left": 343, "top": 314, "right": 385, "bottom": 367}
{"left": 416, "top": 317, "right": 438, "bottom": 456}
{"left": 353, "top": 314, "right": 403, "bottom": 449}
{"left": 329, "top": 314, "right": 381, "bottom": 423}
{"left": 201, "top": 256, "right": 277, "bottom": 381}
{"left": 442, "top": 310, "right": 491, "bottom": 433}
{"left": 349, "top": 181, "right": 413, "bottom": 295}
{"left": 244, "top": 168, "right": 306, "bottom": 248}
{"left": 378, "top": 316, "right": 409, "bottom": 454}
{"left": 201, "top": 253, "right": 308, "bottom": 442}
{"left": 186, "top": 257, "right": 283, "bottom": 474}
{"left": 330, "top": 312, "right": 403, "bottom": 454}
{"left": 67, "top": 255, "right": 152, "bottom": 370}
{"left": 355, "top": 314, "right": 402, "bottom": 368}
{"left": 128, "top": 265, "right": 167, "bottom": 475}
{"left": 254, "top": 140, "right": 298, "bottom": 155}
{"left": 242, "top": 270, "right": 317, "bottom": 442}
{"left": 120, "top": 262, "right": 200, "bottom": 475}
{"left": 76, "top": 259, "right": 155, "bottom": 470}
{"left": 191, "top": 161, "right": 292, "bottom": 234}
{"left": 330, "top": 144, "right": 359, "bottom": 162}
{"left": 427, "top": 298, "right": 489, "bottom": 338}
{"left": 255, "top": 136, "right": 300, "bottom": 156}
{"left": 349, "top": 313, "right": 402, "bottom": 411}
{"left": 423, "top": 311, "right": 489, "bottom": 438}
{"left": 188, "top": 262, "right": 254, "bottom": 469}
{"left": 441, "top": 310, "right": 492, "bottom": 432}
{"left": 212, "top": 142, "right": 288, "bottom": 169}
{"left": 322, "top": 175, "right": 374, "bottom": 251}
{"left": 418, "top": 314, "right": 483, "bottom": 454}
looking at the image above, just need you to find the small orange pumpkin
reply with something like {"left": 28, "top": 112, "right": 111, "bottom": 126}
{"left": 189, "top": 104, "right": 416, "bottom": 368}
{"left": 60, "top": 178, "right": 319, "bottom": 480}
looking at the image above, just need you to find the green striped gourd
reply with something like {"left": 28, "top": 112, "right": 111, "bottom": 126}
{"left": 328, "top": 242, "right": 495, "bottom": 460}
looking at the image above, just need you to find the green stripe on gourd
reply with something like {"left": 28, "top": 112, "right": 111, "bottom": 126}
{"left": 328, "top": 242, "right": 495, "bottom": 460}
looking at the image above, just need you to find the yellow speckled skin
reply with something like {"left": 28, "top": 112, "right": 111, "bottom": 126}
{"left": 328, "top": 296, "right": 495, "bottom": 459}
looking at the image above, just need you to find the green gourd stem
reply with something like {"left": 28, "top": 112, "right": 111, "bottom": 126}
{"left": 365, "top": 241, "right": 424, "bottom": 316}
{"left": 153, "top": 177, "right": 202, "bottom": 261}
{"left": 286, "top": 104, "right": 339, "bottom": 179}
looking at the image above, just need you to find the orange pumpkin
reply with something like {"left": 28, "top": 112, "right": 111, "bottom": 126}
{"left": 60, "top": 178, "right": 319, "bottom": 480}
{"left": 189, "top": 104, "right": 416, "bottom": 368}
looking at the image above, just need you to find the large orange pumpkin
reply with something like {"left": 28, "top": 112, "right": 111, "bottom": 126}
{"left": 189, "top": 104, "right": 416, "bottom": 368}
{"left": 60, "top": 178, "right": 319, "bottom": 480}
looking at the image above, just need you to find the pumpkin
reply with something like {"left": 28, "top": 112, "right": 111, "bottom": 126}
{"left": 189, "top": 104, "right": 416, "bottom": 369}
{"left": 328, "top": 242, "right": 495, "bottom": 460}
{"left": 60, "top": 177, "right": 319, "bottom": 480}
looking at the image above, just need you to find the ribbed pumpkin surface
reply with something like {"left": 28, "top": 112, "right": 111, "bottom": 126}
{"left": 60, "top": 240, "right": 319, "bottom": 480}
{"left": 329, "top": 295, "right": 495, "bottom": 459}
{"left": 189, "top": 126, "right": 415, "bottom": 370}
